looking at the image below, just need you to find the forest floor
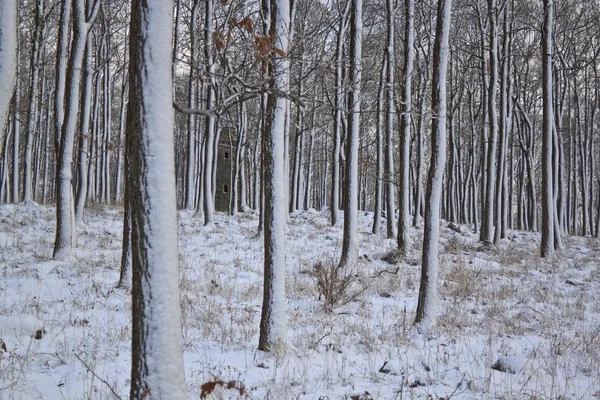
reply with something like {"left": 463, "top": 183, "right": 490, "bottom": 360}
{"left": 1, "top": 201, "right": 599, "bottom": 399}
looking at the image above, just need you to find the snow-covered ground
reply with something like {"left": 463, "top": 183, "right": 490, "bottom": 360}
{"left": 1, "top": 202, "right": 599, "bottom": 399}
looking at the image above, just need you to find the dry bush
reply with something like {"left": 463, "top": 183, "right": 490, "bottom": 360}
{"left": 310, "top": 255, "right": 365, "bottom": 312}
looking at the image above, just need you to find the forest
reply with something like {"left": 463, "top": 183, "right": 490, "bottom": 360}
{"left": 1, "top": 0, "right": 600, "bottom": 398}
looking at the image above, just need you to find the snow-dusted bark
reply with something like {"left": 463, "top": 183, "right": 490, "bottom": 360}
{"left": 23, "top": 0, "right": 45, "bottom": 202}
{"left": 75, "top": 41, "right": 93, "bottom": 226}
{"left": 233, "top": 101, "right": 247, "bottom": 214}
{"left": 53, "top": 0, "right": 100, "bottom": 260}
{"left": 11, "top": 83, "right": 19, "bottom": 203}
{"left": 372, "top": 58, "right": 386, "bottom": 235}
{"left": 258, "top": 0, "right": 291, "bottom": 352}
{"left": 203, "top": 0, "right": 216, "bottom": 226}
{"left": 53, "top": 0, "right": 71, "bottom": 153}
{"left": 384, "top": 0, "right": 396, "bottom": 239}
{"left": 127, "top": 0, "right": 188, "bottom": 397}
{"left": 541, "top": 0, "right": 555, "bottom": 258}
{"left": 114, "top": 78, "right": 128, "bottom": 203}
{"left": 480, "top": 0, "right": 499, "bottom": 244}
{"left": 0, "top": 0, "right": 18, "bottom": 138}
{"left": 331, "top": 1, "right": 350, "bottom": 228}
{"left": 184, "top": 0, "right": 199, "bottom": 210}
{"left": 101, "top": 53, "right": 111, "bottom": 205}
{"left": 339, "top": 0, "right": 362, "bottom": 270}
{"left": 397, "top": 0, "right": 414, "bottom": 252}
{"left": 414, "top": 0, "right": 452, "bottom": 334}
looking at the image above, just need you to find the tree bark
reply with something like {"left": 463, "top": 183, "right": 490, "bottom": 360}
{"left": 414, "top": 0, "right": 452, "bottom": 334}
{"left": 127, "top": 0, "right": 188, "bottom": 397}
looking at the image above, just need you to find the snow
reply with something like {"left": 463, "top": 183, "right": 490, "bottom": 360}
{"left": 1, "top": 203, "right": 600, "bottom": 399}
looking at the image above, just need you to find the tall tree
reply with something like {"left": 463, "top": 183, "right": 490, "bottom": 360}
{"left": 338, "top": 0, "right": 362, "bottom": 269}
{"left": 53, "top": 0, "right": 100, "bottom": 259}
{"left": 23, "top": 0, "right": 45, "bottom": 202}
{"left": 414, "top": 0, "right": 452, "bottom": 333}
{"left": 0, "top": 0, "right": 18, "bottom": 137}
{"left": 541, "top": 0, "right": 556, "bottom": 257}
{"left": 480, "top": 0, "right": 501, "bottom": 244}
{"left": 397, "top": 0, "right": 415, "bottom": 252}
{"left": 258, "top": 0, "right": 291, "bottom": 352}
{"left": 384, "top": 0, "right": 396, "bottom": 239}
{"left": 127, "top": 0, "right": 188, "bottom": 397}
{"left": 202, "top": 0, "right": 217, "bottom": 225}
{"left": 330, "top": 1, "right": 350, "bottom": 228}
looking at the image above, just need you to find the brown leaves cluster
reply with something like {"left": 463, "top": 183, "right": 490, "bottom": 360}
{"left": 200, "top": 380, "right": 246, "bottom": 399}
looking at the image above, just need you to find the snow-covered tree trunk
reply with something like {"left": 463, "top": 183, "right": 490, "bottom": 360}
{"left": 127, "top": 0, "right": 188, "bottom": 397}
{"left": 494, "top": 6, "right": 510, "bottom": 244}
{"left": 75, "top": 41, "right": 93, "bottom": 226}
{"left": 303, "top": 129, "right": 314, "bottom": 209}
{"left": 384, "top": 0, "right": 396, "bottom": 239}
{"left": 23, "top": 0, "right": 45, "bottom": 202}
{"left": 53, "top": 0, "right": 99, "bottom": 260}
{"left": 11, "top": 83, "right": 19, "bottom": 203}
{"left": 331, "top": 1, "right": 350, "bottom": 228}
{"left": 338, "top": 0, "right": 362, "bottom": 270}
{"left": 372, "top": 58, "right": 386, "bottom": 235}
{"left": 413, "top": 63, "right": 428, "bottom": 228}
{"left": 480, "top": 0, "right": 499, "bottom": 244}
{"left": 185, "top": 0, "right": 199, "bottom": 210}
{"left": 233, "top": 101, "right": 247, "bottom": 214}
{"left": 101, "top": 51, "right": 111, "bottom": 205}
{"left": 541, "top": 0, "right": 555, "bottom": 258}
{"left": 203, "top": 0, "right": 216, "bottom": 226}
{"left": 114, "top": 78, "right": 128, "bottom": 203}
{"left": 414, "top": 0, "right": 451, "bottom": 334}
{"left": 53, "top": 0, "right": 71, "bottom": 154}
{"left": 397, "top": 0, "right": 414, "bottom": 252}
{"left": 0, "top": 0, "right": 18, "bottom": 139}
{"left": 258, "top": 0, "right": 291, "bottom": 352}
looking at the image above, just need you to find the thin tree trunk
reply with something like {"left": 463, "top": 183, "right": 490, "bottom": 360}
{"left": 414, "top": 0, "right": 452, "bottom": 334}
{"left": 338, "top": 0, "right": 362, "bottom": 270}
{"left": 397, "top": 0, "right": 414, "bottom": 252}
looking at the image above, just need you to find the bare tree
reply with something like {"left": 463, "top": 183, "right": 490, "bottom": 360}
{"left": 541, "top": 0, "right": 555, "bottom": 257}
{"left": 258, "top": 0, "right": 292, "bottom": 352}
{"left": 0, "top": 0, "right": 18, "bottom": 138}
{"left": 397, "top": 0, "right": 415, "bottom": 252}
{"left": 338, "top": 0, "right": 362, "bottom": 269}
{"left": 127, "top": 0, "right": 188, "bottom": 396}
{"left": 414, "top": 0, "right": 452, "bottom": 334}
{"left": 53, "top": 0, "right": 100, "bottom": 259}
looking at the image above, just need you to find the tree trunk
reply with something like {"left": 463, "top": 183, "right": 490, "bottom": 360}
{"left": 0, "top": 0, "right": 18, "bottom": 138}
{"left": 372, "top": 58, "right": 385, "bottom": 234}
{"left": 540, "top": 0, "right": 555, "bottom": 258}
{"left": 53, "top": 0, "right": 99, "bottom": 260}
{"left": 331, "top": 2, "right": 350, "bottom": 227}
{"left": 414, "top": 0, "right": 451, "bottom": 334}
{"left": 338, "top": 0, "right": 362, "bottom": 270}
{"left": 203, "top": 0, "right": 216, "bottom": 225}
{"left": 127, "top": 0, "right": 188, "bottom": 397}
{"left": 397, "top": 0, "right": 414, "bottom": 252}
{"left": 75, "top": 41, "right": 93, "bottom": 226}
{"left": 258, "top": 0, "right": 291, "bottom": 352}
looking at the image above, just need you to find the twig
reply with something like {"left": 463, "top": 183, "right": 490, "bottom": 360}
{"left": 75, "top": 353, "right": 122, "bottom": 400}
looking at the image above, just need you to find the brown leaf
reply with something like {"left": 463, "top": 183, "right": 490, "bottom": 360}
{"left": 274, "top": 48, "right": 286, "bottom": 57}
{"left": 0, "top": 339, "right": 7, "bottom": 352}
{"left": 239, "top": 17, "right": 253, "bottom": 34}
{"left": 141, "top": 388, "right": 150, "bottom": 398}
{"left": 200, "top": 381, "right": 224, "bottom": 399}
{"left": 254, "top": 35, "right": 271, "bottom": 55}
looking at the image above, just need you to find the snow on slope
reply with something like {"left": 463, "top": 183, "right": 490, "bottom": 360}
{"left": 0, "top": 202, "right": 599, "bottom": 399}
